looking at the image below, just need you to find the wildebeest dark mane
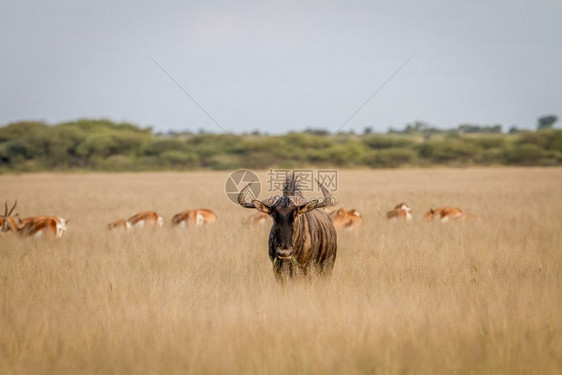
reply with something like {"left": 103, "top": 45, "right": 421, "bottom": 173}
{"left": 275, "top": 173, "right": 308, "bottom": 206}
{"left": 282, "top": 173, "right": 304, "bottom": 197}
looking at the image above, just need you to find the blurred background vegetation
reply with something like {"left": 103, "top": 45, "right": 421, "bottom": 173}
{"left": 0, "top": 116, "right": 560, "bottom": 172}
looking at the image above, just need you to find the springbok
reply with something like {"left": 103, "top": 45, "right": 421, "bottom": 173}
{"left": 171, "top": 209, "right": 217, "bottom": 227}
{"left": 1, "top": 201, "right": 68, "bottom": 238}
{"left": 107, "top": 219, "right": 131, "bottom": 231}
{"left": 238, "top": 175, "right": 337, "bottom": 280}
{"left": 246, "top": 211, "right": 271, "bottom": 225}
{"left": 386, "top": 203, "right": 413, "bottom": 222}
{"left": 346, "top": 209, "right": 364, "bottom": 229}
{"left": 128, "top": 211, "right": 163, "bottom": 228}
{"left": 424, "top": 207, "right": 478, "bottom": 222}
{"left": 107, "top": 211, "right": 163, "bottom": 231}
{"left": 17, "top": 215, "right": 69, "bottom": 237}
{"left": 330, "top": 207, "right": 363, "bottom": 231}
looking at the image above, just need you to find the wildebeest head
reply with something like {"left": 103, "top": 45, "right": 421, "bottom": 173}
{"left": 238, "top": 177, "right": 334, "bottom": 260}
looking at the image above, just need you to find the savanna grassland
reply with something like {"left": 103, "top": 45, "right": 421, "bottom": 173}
{"left": 1, "top": 168, "right": 561, "bottom": 374}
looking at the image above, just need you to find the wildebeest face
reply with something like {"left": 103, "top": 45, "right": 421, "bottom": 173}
{"left": 269, "top": 205, "right": 298, "bottom": 258}
{"left": 253, "top": 199, "right": 317, "bottom": 259}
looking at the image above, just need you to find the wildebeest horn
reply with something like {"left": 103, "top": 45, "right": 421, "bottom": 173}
{"left": 296, "top": 180, "right": 336, "bottom": 214}
{"left": 238, "top": 182, "right": 271, "bottom": 213}
{"left": 312, "top": 180, "right": 335, "bottom": 209}
{"left": 238, "top": 182, "right": 257, "bottom": 208}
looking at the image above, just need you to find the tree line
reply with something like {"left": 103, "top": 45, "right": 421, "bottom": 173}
{"left": 0, "top": 117, "right": 561, "bottom": 172}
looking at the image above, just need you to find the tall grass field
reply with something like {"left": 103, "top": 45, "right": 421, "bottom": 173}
{"left": 1, "top": 168, "right": 561, "bottom": 374}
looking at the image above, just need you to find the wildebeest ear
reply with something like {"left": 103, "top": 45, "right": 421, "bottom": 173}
{"left": 297, "top": 200, "right": 318, "bottom": 215}
{"left": 251, "top": 200, "right": 271, "bottom": 214}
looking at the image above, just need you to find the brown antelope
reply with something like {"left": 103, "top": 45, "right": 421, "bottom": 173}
{"left": 17, "top": 215, "right": 69, "bottom": 237}
{"left": 128, "top": 211, "right": 163, "bottom": 228}
{"left": 386, "top": 203, "right": 413, "bottom": 222}
{"left": 324, "top": 206, "right": 336, "bottom": 215}
{"left": 329, "top": 207, "right": 363, "bottom": 231}
{"left": 344, "top": 209, "right": 363, "bottom": 229}
{"left": 107, "top": 219, "right": 131, "bottom": 231}
{"left": 246, "top": 211, "right": 271, "bottom": 225}
{"left": 423, "top": 207, "right": 445, "bottom": 222}
{"left": 330, "top": 208, "right": 348, "bottom": 229}
{"left": 452, "top": 212, "right": 479, "bottom": 222}
{"left": 424, "top": 207, "right": 478, "bottom": 222}
{"left": 1, "top": 201, "right": 68, "bottom": 238}
{"left": 171, "top": 209, "right": 217, "bottom": 227}
{"left": 107, "top": 211, "right": 163, "bottom": 231}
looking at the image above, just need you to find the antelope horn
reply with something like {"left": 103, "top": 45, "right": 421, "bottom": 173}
{"left": 312, "top": 179, "right": 336, "bottom": 209}
{"left": 238, "top": 182, "right": 257, "bottom": 208}
{"left": 7, "top": 200, "right": 17, "bottom": 216}
{"left": 4, "top": 201, "right": 7, "bottom": 217}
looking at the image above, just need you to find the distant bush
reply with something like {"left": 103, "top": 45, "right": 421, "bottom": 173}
{"left": 365, "top": 148, "right": 416, "bottom": 168}
{"left": 99, "top": 155, "right": 135, "bottom": 171}
{"left": 475, "top": 148, "right": 504, "bottom": 165}
{"left": 362, "top": 135, "right": 415, "bottom": 150}
{"left": 0, "top": 121, "right": 48, "bottom": 142}
{"left": 464, "top": 135, "right": 507, "bottom": 150}
{"left": 503, "top": 144, "right": 554, "bottom": 166}
{"left": 417, "top": 140, "right": 479, "bottom": 164}
{"left": 0, "top": 119, "right": 561, "bottom": 172}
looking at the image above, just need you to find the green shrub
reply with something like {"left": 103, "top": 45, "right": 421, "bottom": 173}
{"left": 475, "top": 148, "right": 504, "bottom": 165}
{"left": 143, "top": 138, "right": 188, "bottom": 156}
{"left": 503, "top": 144, "right": 548, "bottom": 165}
{"left": 0, "top": 121, "right": 48, "bottom": 142}
{"left": 417, "top": 140, "right": 479, "bottom": 163}
{"left": 99, "top": 155, "right": 135, "bottom": 171}
{"left": 365, "top": 148, "right": 416, "bottom": 168}
{"left": 160, "top": 150, "right": 199, "bottom": 168}
{"left": 465, "top": 135, "right": 507, "bottom": 150}
{"left": 0, "top": 119, "right": 560, "bottom": 172}
{"left": 362, "top": 135, "right": 415, "bottom": 150}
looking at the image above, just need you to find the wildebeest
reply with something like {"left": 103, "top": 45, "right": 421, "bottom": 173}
{"left": 238, "top": 176, "right": 337, "bottom": 279}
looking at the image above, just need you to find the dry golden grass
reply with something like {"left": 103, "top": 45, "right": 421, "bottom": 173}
{"left": 1, "top": 168, "right": 561, "bottom": 374}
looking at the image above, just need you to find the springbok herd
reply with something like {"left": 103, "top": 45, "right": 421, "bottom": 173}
{"left": 1, "top": 199, "right": 477, "bottom": 239}
{"left": 1, "top": 177, "right": 479, "bottom": 281}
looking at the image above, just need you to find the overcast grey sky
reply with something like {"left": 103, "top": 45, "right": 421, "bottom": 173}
{"left": 1, "top": 0, "right": 561, "bottom": 133}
